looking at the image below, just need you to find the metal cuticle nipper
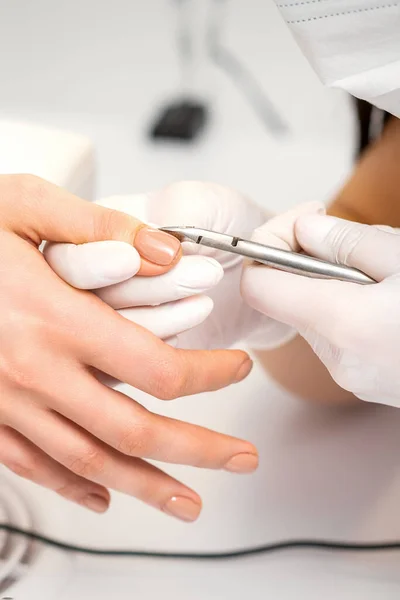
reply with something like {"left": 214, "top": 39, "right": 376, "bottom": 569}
{"left": 160, "top": 226, "right": 376, "bottom": 285}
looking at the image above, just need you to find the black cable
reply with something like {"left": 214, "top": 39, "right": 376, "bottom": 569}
{"left": 2, "top": 523, "right": 400, "bottom": 560}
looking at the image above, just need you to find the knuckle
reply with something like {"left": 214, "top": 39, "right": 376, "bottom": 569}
{"left": 117, "top": 421, "right": 155, "bottom": 456}
{"left": 0, "top": 174, "right": 48, "bottom": 223}
{"left": 327, "top": 222, "right": 370, "bottom": 266}
{"left": 153, "top": 359, "right": 189, "bottom": 400}
{"left": 0, "top": 433, "right": 39, "bottom": 480}
{"left": 14, "top": 173, "right": 49, "bottom": 203}
{"left": 3, "top": 349, "right": 41, "bottom": 392}
{"left": 66, "top": 447, "right": 106, "bottom": 479}
{"left": 132, "top": 481, "right": 157, "bottom": 505}
{"left": 6, "top": 459, "right": 36, "bottom": 481}
{"left": 95, "top": 207, "right": 131, "bottom": 242}
{"left": 0, "top": 321, "right": 44, "bottom": 391}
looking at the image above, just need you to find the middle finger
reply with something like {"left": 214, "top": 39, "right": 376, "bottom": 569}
{"left": 23, "top": 368, "right": 258, "bottom": 471}
{"left": 5, "top": 403, "right": 203, "bottom": 521}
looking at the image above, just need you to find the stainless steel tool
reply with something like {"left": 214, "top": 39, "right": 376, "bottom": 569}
{"left": 160, "top": 226, "right": 376, "bottom": 285}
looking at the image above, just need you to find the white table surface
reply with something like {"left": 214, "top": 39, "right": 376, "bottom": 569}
{"left": 2, "top": 1, "right": 399, "bottom": 598}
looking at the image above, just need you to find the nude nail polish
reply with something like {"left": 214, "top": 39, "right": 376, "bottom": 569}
{"left": 224, "top": 453, "right": 259, "bottom": 474}
{"left": 234, "top": 359, "right": 253, "bottom": 383}
{"left": 162, "top": 496, "right": 201, "bottom": 522}
{"left": 82, "top": 494, "right": 109, "bottom": 513}
{"left": 135, "top": 228, "right": 180, "bottom": 265}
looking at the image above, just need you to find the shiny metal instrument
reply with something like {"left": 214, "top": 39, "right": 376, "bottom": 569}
{"left": 160, "top": 226, "right": 376, "bottom": 285}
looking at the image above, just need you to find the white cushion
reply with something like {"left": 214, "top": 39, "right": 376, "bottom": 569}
{"left": 0, "top": 120, "right": 96, "bottom": 200}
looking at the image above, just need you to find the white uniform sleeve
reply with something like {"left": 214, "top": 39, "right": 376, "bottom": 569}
{"left": 272, "top": 0, "right": 400, "bottom": 117}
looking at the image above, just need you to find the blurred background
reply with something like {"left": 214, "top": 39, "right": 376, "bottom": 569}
{"left": 2, "top": 2, "right": 400, "bottom": 599}
{"left": 0, "top": 0, "right": 356, "bottom": 203}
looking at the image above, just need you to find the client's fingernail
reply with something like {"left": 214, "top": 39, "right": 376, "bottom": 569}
{"left": 235, "top": 359, "right": 253, "bottom": 383}
{"left": 224, "top": 453, "right": 259, "bottom": 474}
{"left": 135, "top": 227, "right": 180, "bottom": 265}
{"left": 82, "top": 494, "right": 109, "bottom": 513}
{"left": 162, "top": 496, "right": 202, "bottom": 522}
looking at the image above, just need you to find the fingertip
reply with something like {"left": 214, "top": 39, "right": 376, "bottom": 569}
{"left": 175, "top": 256, "right": 224, "bottom": 291}
{"left": 81, "top": 493, "right": 110, "bottom": 513}
{"left": 234, "top": 357, "right": 253, "bottom": 382}
{"left": 224, "top": 451, "right": 259, "bottom": 474}
{"left": 134, "top": 227, "right": 182, "bottom": 272}
{"left": 137, "top": 245, "right": 183, "bottom": 276}
{"left": 162, "top": 494, "right": 202, "bottom": 522}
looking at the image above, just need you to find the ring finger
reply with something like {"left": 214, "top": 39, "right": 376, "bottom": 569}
{"left": 0, "top": 425, "right": 110, "bottom": 513}
{"left": 5, "top": 404, "right": 202, "bottom": 521}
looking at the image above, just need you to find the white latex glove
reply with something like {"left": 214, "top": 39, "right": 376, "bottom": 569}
{"left": 44, "top": 193, "right": 226, "bottom": 345}
{"left": 242, "top": 207, "right": 400, "bottom": 407}
{"left": 45, "top": 182, "right": 300, "bottom": 351}
{"left": 94, "top": 182, "right": 299, "bottom": 350}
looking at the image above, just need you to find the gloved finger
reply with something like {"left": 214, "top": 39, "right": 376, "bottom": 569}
{"left": 96, "top": 193, "right": 176, "bottom": 277}
{"left": 9, "top": 175, "right": 181, "bottom": 278}
{"left": 0, "top": 425, "right": 110, "bottom": 512}
{"left": 146, "top": 182, "right": 268, "bottom": 266}
{"left": 118, "top": 296, "right": 214, "bottom": 339}
{"left": 295, "top": 215, "right": 400, "bottom": 281}
{"left": 240, "top": 202, "right": 328, "bottom": 330}
{"left": 241, "top": 263, "right": 360, "bottom": 336}
{"left": 96, "top": 255, "right": 223, "bottom": 308}
{"left": 147, "top": 182, "right": 265, "bottom": 233}
{"left": 44, "top": 240, "right": 141, "bottom": 289}
{"left": 251, "top": 201, "right": 325, "bottom": 251}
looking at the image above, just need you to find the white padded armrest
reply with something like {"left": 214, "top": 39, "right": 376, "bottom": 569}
{"left": 0, "top": 120, "right": 96, "bottom": 200}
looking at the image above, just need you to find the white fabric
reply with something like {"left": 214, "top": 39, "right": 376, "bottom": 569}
{"left": 0, "top": 120, "right": 95, "bottom": 199}
{"left": 273, "top": 0, "right": 400, "bottom": 116}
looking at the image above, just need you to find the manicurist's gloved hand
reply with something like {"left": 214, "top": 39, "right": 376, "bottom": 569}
{"left": 242, "top": 207, "right": 400, "bottom": 407}
{"left": 49, "top": 183, "right": 311, "bottom": 351}
{"left": 44, "top": 187, "right": 226, "bottom": 346}
{"left": 0, "top": 174, "right": 257, "bottom": 523}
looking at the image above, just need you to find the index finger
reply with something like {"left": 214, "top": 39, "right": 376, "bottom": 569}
{"left": 251, "top": 201, "right": 326, "bottom": 251}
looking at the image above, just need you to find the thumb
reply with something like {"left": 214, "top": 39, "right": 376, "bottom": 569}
{"left": 295, "top": 215, "right": 400, "bottom": 281}
{"left": 8, "top": 175, "right": 181, "bottom": 277}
